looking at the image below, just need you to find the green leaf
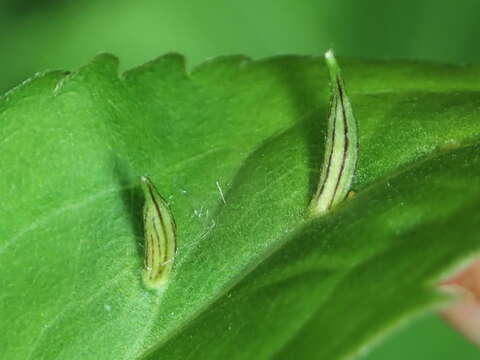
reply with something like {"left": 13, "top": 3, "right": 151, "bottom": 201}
{"left": 1, "top": 54, "right": 479, "bottom": 360}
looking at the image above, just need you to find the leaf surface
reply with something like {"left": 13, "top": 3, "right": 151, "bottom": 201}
{"left": 1, "top": 54, "right": 479, "bottom": 359}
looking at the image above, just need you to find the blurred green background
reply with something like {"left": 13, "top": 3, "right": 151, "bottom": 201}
{"left": 2, "top": 0, "right": 480, "bottom": 93}
{"left": 1, "top": 0, "right": 479, "bottom": 358}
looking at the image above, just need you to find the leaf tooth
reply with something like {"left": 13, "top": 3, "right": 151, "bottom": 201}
{"left": 310, "top": 50, "right": 359, "bottom": 216}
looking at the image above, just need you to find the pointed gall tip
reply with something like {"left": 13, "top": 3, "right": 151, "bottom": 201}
{"left": 140, "top": 176, "right": 152, "bottom": 195}
{"left": 325, "top": 49, "right": 335, "bottom": 61}
{"left": 325, "top": 49, "right": 339, "bottom": 71}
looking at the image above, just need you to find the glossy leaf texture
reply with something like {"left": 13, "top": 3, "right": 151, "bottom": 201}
{"left": 1, "top": 54, "right": 480, "bottom": 360}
